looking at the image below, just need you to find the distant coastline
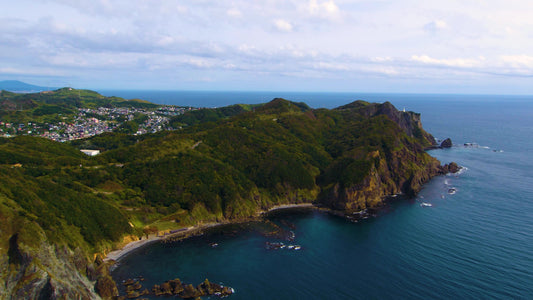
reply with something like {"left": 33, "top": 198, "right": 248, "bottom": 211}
{"left": 0, "top": 80, "right": 57, "bottom": 93}
{"left": 97, "top": 89, "right": 533, "bottom": 110}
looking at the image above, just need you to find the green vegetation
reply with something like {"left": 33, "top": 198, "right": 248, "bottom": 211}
{"left": 1, "top": 97, "right": 437, "bottom": 248}
{"left": 168, "top": 103, "right": 254, "bottom": 127}
{"left": 0, "top": 93, "right": 442, "bottom": 297}
{"left": 0, "top": 136, "right": 87, "bottom": 166}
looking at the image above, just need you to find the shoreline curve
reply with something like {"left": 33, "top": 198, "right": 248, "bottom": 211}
{"left": 104, "top": 203, "right": 316, "bottom": 262}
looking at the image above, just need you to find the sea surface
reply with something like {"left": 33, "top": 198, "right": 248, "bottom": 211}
{"left": 109, "top": 91, "right": 533, "bottom": 299}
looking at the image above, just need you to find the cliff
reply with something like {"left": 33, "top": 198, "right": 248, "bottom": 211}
{"left": 318, "top": 101, "right": 448, "bottom": 211}
{"left": 336, "top": 100, "right": 436, "bottom": 146}
{"left": 0, "top": 196, "right": 101, "bottom": 299}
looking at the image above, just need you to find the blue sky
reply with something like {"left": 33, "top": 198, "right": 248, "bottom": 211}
{"left": 1, "top": 0, "right": 533, "bottom": 94}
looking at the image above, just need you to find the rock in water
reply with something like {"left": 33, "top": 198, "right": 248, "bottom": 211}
{"left": 443, "top": 162, "right": 460, "bottom": 174}
{"left": 179, "top": 284, "right": 202, "bottom": 298}
{"left": 440, "top": 138, "right": 453, "bottom": 148}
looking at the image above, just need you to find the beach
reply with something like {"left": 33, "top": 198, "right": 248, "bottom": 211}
{"left": 265, "top": 203, "right": 315, "bottom": 212}
{"left": 105, "top": 203, "right": 317, "bottom": 262}
{"left": 105, "top": 236, "right": 160, "bottom": 261}
{"left": 104, "top": 225, "right": 202, "bottom": 262}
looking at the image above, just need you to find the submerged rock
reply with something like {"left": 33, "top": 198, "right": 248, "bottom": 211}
{"left": 123, "top": 278, "right": 136, "bottom": 286}
{"left": 125, "top": 281, "right": 142, "bottom": 292}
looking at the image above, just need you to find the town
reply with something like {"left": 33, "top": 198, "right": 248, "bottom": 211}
{"left": 0, "top": 105, "right": 198, "bottom": 142}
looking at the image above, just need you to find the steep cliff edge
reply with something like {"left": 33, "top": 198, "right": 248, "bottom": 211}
{"left": 319, "top": 101, "right": 454, "bottom": 212}
{"left": 0, "top": 197, "right": 101, "bottom": 299}
{"left": 336, "top": 100, "right": 436, "bottom": 146}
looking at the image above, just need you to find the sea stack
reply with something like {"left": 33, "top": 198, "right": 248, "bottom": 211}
{"left": 440, "top": 138, "right": 453, "bottom": 148}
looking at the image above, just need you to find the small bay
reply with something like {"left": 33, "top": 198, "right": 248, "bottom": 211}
{"left": 111, "top": 93, "right": 533, "bottom": 299}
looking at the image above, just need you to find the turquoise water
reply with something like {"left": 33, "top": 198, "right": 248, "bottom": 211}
{"left": 110, "top": 93, "right": 533, "bottom": 299}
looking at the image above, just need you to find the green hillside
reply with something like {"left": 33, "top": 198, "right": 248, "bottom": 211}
{"left": 0, "top": 96, "right": 453, "bottom": 298}
{"left": 0, "top": 88, "right": 157, "bottom": 123}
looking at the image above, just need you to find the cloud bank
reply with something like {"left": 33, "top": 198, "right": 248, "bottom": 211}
{"left": 1, "top": 0, "right": 533, "bottom": 93}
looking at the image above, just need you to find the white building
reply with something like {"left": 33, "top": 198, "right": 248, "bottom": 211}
{"left": 80, "top": 149, "right": 100, "bottom": 156}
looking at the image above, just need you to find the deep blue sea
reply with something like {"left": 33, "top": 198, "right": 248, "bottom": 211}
{"left": 108, "top": 91, "right": 533, "bottom": 299}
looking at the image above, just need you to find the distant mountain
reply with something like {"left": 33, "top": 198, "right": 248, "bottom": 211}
{"left": 0, "top": 80, "right": 55, "bottom": 92}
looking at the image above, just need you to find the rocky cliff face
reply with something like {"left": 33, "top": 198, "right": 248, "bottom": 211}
{"left": 321, "top": 101, "right": 455, "bottom": 212}
{"left": 319, "top": 148, "right": 446, "bottom": 212}
{"left": 0, "top": 217, "right": 101, "bottom": 299}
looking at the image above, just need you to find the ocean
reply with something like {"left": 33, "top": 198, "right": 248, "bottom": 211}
{"left": 107, "top": 91, "right": 533, "bottom": 299}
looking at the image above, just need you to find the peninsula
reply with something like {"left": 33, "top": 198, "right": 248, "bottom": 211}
{"left": 0, "top": 89, "right": 457, "bottom": 299}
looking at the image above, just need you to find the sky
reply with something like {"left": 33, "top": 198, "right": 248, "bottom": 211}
{"left": 1, "top": 0, "right": 533, "bottom": 94}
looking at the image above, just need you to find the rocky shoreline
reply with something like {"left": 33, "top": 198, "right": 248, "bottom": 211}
{"left": 105, "top": 204, "right": 318, "bottom": 299}
{"left": 107, "top": 194, "right": 435, "bottom": 299}
{"left": 106, "top": 172, "right": 462, "bottom": 260}
{"left": 105, "top": 203, "right": 318, "bottom": 263}
{"left": 116, "top": 277, "right": 234, "bottom": 299}
{"left": 105, "top": 166, "right": 462, "bottom": 299}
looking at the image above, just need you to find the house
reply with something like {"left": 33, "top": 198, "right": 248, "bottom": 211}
{"left": 80, "top": 149, "right": 100, "bottom": 156}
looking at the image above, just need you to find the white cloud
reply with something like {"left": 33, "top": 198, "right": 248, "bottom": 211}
{"left": 3, "top": 0, "right": 533, "bottom": 92}
{"left": 312, "top": 61, "right": 349, "bottom": 71}
{"left": 186, "top": 58, "right": 214, "bottom": 69}
{"left": 156, "top": 36, "right": 174, "bottom": 47}
{"left": 321, "top": 0, "right": 340, "bottom": 14}
{"left": 305, "top": 0, "right": 341, "bottom": 20}
{"left": 371, "top": 56, "right": 393, "bottom": 63}
{"left": 273, "top": 19, "right": 293, "bottom": 32}
{"left": 227, "top": 8, "right": 242, "bottom": 18}
{"left": 500, "top": 55, "right": 533, "bottom": 68}
{"left": 411, "top": 55, "right": 481, "bottom": 68}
